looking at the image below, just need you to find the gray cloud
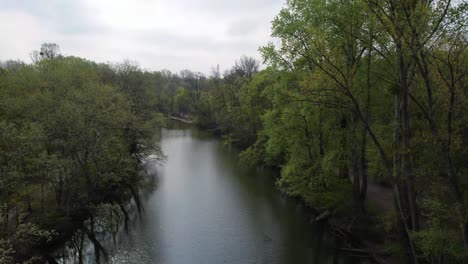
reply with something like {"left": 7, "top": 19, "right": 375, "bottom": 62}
{"left": 0, "top": 0, "right": 283, "bottom": 73}
{"left": 2, "top": 0, "right": 104, "bottom": 34}
{"left": 135, "top": 29, "right": 259, "bottom": 53}
{"left": 168, "top": 0, "right": 281, "bottom": 16}
{"left": 228, "top": 19, "right": 260, "bottom": 36}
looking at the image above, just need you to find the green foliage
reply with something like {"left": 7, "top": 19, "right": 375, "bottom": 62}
{"left": 174, "top": 86, "right": 191, "bottom": 114}
{"left": 1, "top": 0, "right": 466, "bottom": 260}
{"left": 414, "top": 228, "right": 464, "bottom": 262}
{"left": 0, "top": 49, "right": 165, "bottom": 262}
{"left": 175, "top": 0, "right": 468, "bottom": 262}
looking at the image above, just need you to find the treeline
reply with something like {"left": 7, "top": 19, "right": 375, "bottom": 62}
{"left": 1, "top": 0, "right": 467, "bottom": 262}
{"left": 176, "top": 0, "right": 467, "bottom": 263}
{"left": 0, "top": 42, "right": 247, "bottom": 263}
{"left": 0, "top": 44, "right": 175, "bottom": 263}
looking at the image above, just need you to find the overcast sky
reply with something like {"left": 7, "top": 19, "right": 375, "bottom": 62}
{"left": 0, "top": 0, "right": 283, "bottom": 73}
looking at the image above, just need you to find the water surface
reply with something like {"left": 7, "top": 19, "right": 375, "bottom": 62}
{"left": 71, "top": 126, "right": 352, "bottom": 263}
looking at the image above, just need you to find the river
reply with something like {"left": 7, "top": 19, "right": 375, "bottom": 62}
{"left": 59, "top": 125, "right": 354, "bottom": 264}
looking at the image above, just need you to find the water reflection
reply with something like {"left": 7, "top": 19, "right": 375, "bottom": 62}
{"left": 57, "top": 125, "right": 354, "bottom": 264}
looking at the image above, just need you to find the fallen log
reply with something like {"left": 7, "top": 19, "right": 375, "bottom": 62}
{"left": 315, "top": 210, "right": 331, "bottom": 222}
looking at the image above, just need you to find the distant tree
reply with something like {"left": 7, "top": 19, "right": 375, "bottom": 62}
{"left": 234, "top": 56, "right": 259, "bottom": 80}
{"left": 174, "top": 87, "right": 191, "bottom": 115}
{"left": 40, "top": 43, "right": 61, "bottom": 59}
{"left": 0, "top": 60, "right": 25, "bottom": 71}
{"left": 31, "top": 43, "right": 62, "bottom": 62}
{"left": 211, "top": 64, "right": 221, "bottom": 80}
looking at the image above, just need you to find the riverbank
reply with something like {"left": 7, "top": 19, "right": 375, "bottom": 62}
{"left": 52, "top": 125, "right": 357, "bottom": 263}
{"left": 180, "top": 119, "right": 401, "bottom": 264}
{"left": 282, "top": 191, "right": 397, "bottom": 264}
{"left": 0, "top": 55, "right": 169, "bottom": 264}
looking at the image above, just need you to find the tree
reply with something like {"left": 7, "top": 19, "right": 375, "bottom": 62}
{"left": 0, "top": 53, "right": 164, "bottom": 262}
{"left": 31, "top": 43, "right": 62, "bottom": 62}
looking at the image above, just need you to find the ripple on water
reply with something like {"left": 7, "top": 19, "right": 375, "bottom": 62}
{"left": 109, "top": 245, "right": 153, "bottom": 264}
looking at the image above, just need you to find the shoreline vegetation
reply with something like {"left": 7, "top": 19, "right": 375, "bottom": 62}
{"left": 164, "top": 1, "right": 467, "bottom": 263}
{"left": 0, "top": 49, "right": 165, "bottom": 263}
{"left": 1, "top": 0, "right": 467, "bottom": 263}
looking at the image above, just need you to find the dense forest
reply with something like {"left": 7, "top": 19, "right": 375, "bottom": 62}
{"left": 1, "top": 0, "right": 467, "bottom": 263}
{"left": 171, "top": 0, "right": 468, "bottom": 263}
{"left": 0, "top": 43, "right": 170, "bottom": 263}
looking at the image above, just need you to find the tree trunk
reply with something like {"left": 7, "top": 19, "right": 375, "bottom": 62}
{"left": 360, "top": 38, "right": 372, "bottom": 203}
{"left": 351, "top": 114, "right": 362, "bottom": 213}
{"left": 398, "top": 44, "right": 419, "bottom": 232}
{"left": 359, "top": 123, "right": 368, "bottom": 203}
{"left": 339, "top": 115, "right": 348, "bottom": 180}
{"left": 318, "top": 108, "right": 325, "bottom": 156}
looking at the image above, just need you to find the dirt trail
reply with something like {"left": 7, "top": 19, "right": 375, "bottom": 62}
{"left": 367, "top": 182, "right": 395, "bottom": 212}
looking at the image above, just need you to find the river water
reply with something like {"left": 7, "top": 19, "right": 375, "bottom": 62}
{"left": 62, "top": 125, "right": 354, "bottom": 263}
